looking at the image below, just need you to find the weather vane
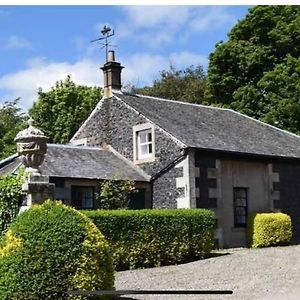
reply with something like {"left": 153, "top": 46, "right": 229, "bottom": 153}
{"left": 91, "top": 25, "right": 115, "bottom": 63}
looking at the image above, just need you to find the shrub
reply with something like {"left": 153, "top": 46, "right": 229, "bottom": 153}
{"left": 0, "top": 172, "right": 24, "bottom": 236}
{"left": 247, "top": 212, "right": 292, "bottom": 248}
{"left": 84, "top": 209, "right": 215, "bottom": 270}
{"left": 97, "top": 179, "right": 134, "bottom": 209}
{"left": 0, "top": 200, "right": 114, "bottom": 299}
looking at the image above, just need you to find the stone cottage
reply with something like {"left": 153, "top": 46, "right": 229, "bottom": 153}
{"left": 1, "top": 50, "right": 300, "bottom": 248}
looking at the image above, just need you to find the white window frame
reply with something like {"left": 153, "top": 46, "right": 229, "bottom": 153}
{"left": 133, "top": 123, "right": 155, "bottom": 163}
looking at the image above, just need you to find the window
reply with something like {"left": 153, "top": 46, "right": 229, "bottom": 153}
{"left": 71, "top": 186, "right": 95, "bottom": 210}
{"left": 233, "top": 188, "right": 248, "bottom": 227}
{"left": 133, "top": 123, "right": 155, "bottom": 162}
{"left": 137, "top": 129, "right": 153, "bottom": 159}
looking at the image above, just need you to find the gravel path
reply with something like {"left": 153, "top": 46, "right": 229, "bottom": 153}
{"left": 115, "top": 245, "right": 300, "bottom": 300}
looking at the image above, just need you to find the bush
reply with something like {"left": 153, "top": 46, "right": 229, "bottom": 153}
{"left": 84, "top": 209, "right": 215, "bottom": 270}
{"left": 247, "top": 212, "right": 292, "bottom": 248}
{"left": 97, "top": 179, "right": 134, "bottom": 209}
{"left": 0, "top": 200, "right": 114, "bottom": 299}
{"left": 0, "top": 172, "right": 24, "bottom": 236}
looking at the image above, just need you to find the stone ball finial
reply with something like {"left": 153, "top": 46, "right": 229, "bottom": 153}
{"left": 15, "top": 118, "right": 48, "bottom": 175}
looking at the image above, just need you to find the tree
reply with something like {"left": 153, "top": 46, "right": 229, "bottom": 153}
{"left": 0, "top": 99, "right": 26, "bottom": 160}
{"left": 259, "top": 55, "right": 300, "bottom": 135}
{"left": 29, "top": 76, "right": 102, "bottom": 144}
{"left": 206, "top": 6, "right": 300, "bottom": 130}
{"left": 133, "top": 65, "right": 206, "bottom": 104}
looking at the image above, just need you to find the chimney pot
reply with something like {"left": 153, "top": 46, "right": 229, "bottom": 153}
{"left": 108, "top": 50, "right": 115, "bottom": 62}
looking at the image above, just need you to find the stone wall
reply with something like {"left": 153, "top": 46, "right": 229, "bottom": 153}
{"left": 72, "top": 96, "right": 184, "bottom": 206}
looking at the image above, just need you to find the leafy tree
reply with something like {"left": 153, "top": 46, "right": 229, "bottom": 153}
{"left": 0, "top": 99, "right": 26, "bottom": 160}
{"left": 0, "top": 172, "right": 25, "bottom": 236}
{"left": 133, "top": 65, "right": 206, "bottom": 104}
{"left": 206, "top": 6, "right": 300, "bottom": 131}
{"left": 29, "top": 76, "right": 102, "bottom": 144}
{"left": 259, "top": 55, "right": 300, "bottom": 134}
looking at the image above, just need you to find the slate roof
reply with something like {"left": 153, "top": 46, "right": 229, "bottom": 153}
{"left": 0, "top": 144, "right": 150, "bottom": 182}
{"left": 116, "top": 92, "right": 300, "bottom": 159}
{"left": 0, "top": 154, "right": 20, "bottom": 176}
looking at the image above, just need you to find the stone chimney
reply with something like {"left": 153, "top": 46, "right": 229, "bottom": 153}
{"left": 101, "top": 50, "right": 124, "bottom": 98}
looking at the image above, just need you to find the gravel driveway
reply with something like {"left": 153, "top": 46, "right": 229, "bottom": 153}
{"left": 115, "top": 245, "right": 300, "bottom": 300}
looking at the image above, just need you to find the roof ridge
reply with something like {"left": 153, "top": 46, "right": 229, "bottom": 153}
{"left": 48, "top": 143, "right": 104, "bottom": 151}
{"left": 131, "top": 92, "right": 229, "bottom": 111}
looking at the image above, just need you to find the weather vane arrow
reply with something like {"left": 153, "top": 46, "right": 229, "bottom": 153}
{"left": 91, "top": 25, "right": 115, "bottom": 63}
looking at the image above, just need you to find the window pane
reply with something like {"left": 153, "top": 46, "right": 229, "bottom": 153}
{"left": 139, "top": 131, "right": 147, "bottom": 143}
{"left": 233, "top": 188, "right": 247, "bottom": 227}
{"left": 72, "top": 187, "right": 94, "bottom": 210}
{"left": 235, "top": 198, "right": 246, "bottom": 206}
{"left": 82, "top": 189, "right": 94, "bottom": 209}
{"left": 140, "top": 144, "right": 149, "bottom": 155}
{"left": 147, "top": 132, "right": 152, "bottom": 142}
{"left": 148, "top": 143, "right": 153, "bottom": 154}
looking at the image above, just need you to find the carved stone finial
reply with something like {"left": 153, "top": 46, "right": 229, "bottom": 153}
{"left": 14, "top": 118, "right": 48, "bottom": 175}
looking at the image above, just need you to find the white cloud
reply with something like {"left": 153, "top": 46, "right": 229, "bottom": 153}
{"left": 121, "top": 6, "right": 190, "bottom": 30}
{"left": 169, "top": 51, "right": 208, "bottom": 69}
{"left": 121, "top": 53, "right": 167, "bottom": 87}
{"left": 116, "top": 6, "right": 238, "bottom": 48}
{"left": 0, "top": 50, "right": 207, "bottom": 110}
{"left": 189, "top": 7, "right": 236, "bottom": 32}
{"left": 0, "top": 57, "right": 101, "bottom": 109}
{"left": 5, "top": 35, "right": 32, "bottom": 50}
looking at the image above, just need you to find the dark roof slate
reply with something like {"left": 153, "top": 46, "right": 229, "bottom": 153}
{"left": 0, "top": 145, "right": 150, "bottom": 182}
{"left": 116, "top": 92, "right": 300, "bottom": 159}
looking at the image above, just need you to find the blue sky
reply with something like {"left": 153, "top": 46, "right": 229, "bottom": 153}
{"left": 0, "top": 5, "right": 251, "bottom": 109}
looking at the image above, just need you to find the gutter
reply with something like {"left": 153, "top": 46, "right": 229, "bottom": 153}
{"left": 0, "top": 153, "right": 18, "bottom": 168}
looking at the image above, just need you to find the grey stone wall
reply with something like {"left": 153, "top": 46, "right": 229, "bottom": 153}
{"left": 273, "top": 162, "right": 300, "bottom": 244}
{"left": 72, "top": 96, "right": 183, "bottom": 207}
{"left": 74, "top": 98, "right": 110, "bottom": 147}
{"left": 152, "top": 165, "right": 181, "bottom": 208}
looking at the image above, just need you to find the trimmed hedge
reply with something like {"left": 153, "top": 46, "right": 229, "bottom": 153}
{"left": 0, "top": 200, "right": 114, "bottom": 299}
{"left": 247, "top": 212, "right": 292, "bottom": 248}
{"left": 84, "top": 209, "right": 215, "bottom": 270}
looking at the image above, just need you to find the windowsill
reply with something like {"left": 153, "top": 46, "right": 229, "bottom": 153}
{"left": 134, "top": 156, "right": 156, "bottom": 164}
{"left": 231, "top": 227, "right": 246, "bottom": 232}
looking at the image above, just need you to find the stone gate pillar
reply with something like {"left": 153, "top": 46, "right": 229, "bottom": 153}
{"left": 14, "top": 118, "right": 55, "bottom": 212}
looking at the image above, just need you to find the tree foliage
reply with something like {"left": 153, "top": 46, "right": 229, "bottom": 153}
{"left": 97, "top": 179, "right": 134, "bottom": 210}
{"left": 0, "top": 172, "right": 25, "bottom": 236}
{"left": 29, "top": 76, "right": 102, "bottom": 144}
{"left": 206, "top": 6, "right": 300, "bottom": 133}
{"left": 0, "top": 99, "right": 26, "bottom": 160}
{"left": 133, "top": 65, "right": 206, "bottom": 104}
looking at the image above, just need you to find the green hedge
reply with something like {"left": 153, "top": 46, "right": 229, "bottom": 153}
{"left": 0, "top": 200, "right": 114, "bottom": 300}
{"left": 84, "top": 209, "right": 215, "bottom": 270}
{"left": 247, "top": 212, "right": 292, "bottom": 248}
